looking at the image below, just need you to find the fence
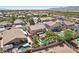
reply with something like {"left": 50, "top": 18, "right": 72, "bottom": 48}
{"left": 32, "top": 41, "right": 64, "bottom": 52}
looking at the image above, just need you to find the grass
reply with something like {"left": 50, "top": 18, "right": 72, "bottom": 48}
{"left": 63, "top": 12, "right": 79, "bottom": 17}
{"left": 52, "top": 11, "right": 79, "bottom": 17}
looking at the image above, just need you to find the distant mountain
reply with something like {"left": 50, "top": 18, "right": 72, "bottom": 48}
{"left": 49, "top": 6, "right": 79, "bottom": 11}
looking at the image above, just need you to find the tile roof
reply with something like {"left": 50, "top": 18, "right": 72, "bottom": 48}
{"left": 29, "top": 23, "right": 45, "bottom": 31}
{"left": 64, "top": 21, "right": 75, "bottom": 25}
{"left": 45, "top": 21, "right": 56, "bottom": 26}
{"left": 1, "top": 28, "right": 27, "bottom": 45}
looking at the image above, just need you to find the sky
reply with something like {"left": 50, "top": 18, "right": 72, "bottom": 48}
{"left": 0, "top": 0, "right": 79, "bottom": 10}
{"left": 0, "top": 6, "right": 61, "bottom": 10}
{"left": 0, "top": 0, "right": 79, "bottom": 6}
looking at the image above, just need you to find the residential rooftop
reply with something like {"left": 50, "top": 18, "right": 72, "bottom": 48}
{"left": 29, "top": 23, "right": 45, "bottom": 31}
{"left": 45, "top": 21, "right": 56, "bottom": 26}
{"left": 1, "top": 28, "right": 27, "bottom": 45}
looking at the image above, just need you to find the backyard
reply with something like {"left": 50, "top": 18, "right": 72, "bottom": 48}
{"left": 31, "top": 29, "right": 79, "bottom": 48}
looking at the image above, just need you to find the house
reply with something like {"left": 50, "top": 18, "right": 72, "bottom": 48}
{"left": 53, "top": 15, "right": 65, "bottom": 20}
{"left": 72, "top": 17, "right": 79, "bottom": 22}
{"left": 33, "top": 13, "right": 39, "bottom": 17}
{"left": 40, "top": 17, "right": 54, "bottom": 22}
{"left": 45, "top": 21, "right": 62, "bottom": 32}
{"left": 39, "top": 13, "right": 48, "bottom": 17}
{"left": 17, "top": 14, "right": 25, "bottom": 18}
{"left": 0, "top": 21, "right": 12, "bottom": 32}
{"left": 64, "top": 21, "right": 75, "bottom": 30}
{"left": 0, "top": 25, "right": 5, "bottom": 32}
{"left": 0, "top": 28, "right": 28, "bottom": 48}
{"left": 26, "top": 13, "right": 33, "bottom": 17}
{"left": 13, "top": 19, "right": 25, "bottom": 28}
{"left": 28, "top": 23, "right": 46, "bottom": 35}
{"left": 4, "top": 14, "right": 9, "bottom": 17}
{"left": 32, "top": 17, "right": 39, "bottom": 24}
{"left": 45, "top": 21, "right": 56, "bottom": 29}
{"left": 0, "top": 12, "right": 3, "bottom": 18}
{"left": 74, "top": 22, "right": 79, "bottom": 32}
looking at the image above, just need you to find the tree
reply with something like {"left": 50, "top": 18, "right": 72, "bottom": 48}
{"left": 32, "top": 36, "right": 40, "bottom": 47}
{"left": 22, "top": 16, "right": 33, "bottom": 24}
{"left": 51, "top": 32, "right": 61, "bottom": 42}
{"left": 38, "top": 17, "right": 41, "bottom": 22}
{"left": 45, "top": 31, "right": 61, "bottom": 42}
{"left": 6, "top": 15, "right": 16, "bottom": 23}
{"left": 25, "top": 16, "right": 32, "bottom": 22}
{"left": 32, "top": 36, "right": 39, "bottom": 42}
{"left": 32, "top": 43, "right": 40, "bottom": 48}
{"left": 19, "top": 17, "right": 26, "bottom": 19}
{"left": 64, "top": 29, "right": 74, "bottom": 40}
{"left": 29, "top": 19, "right": 35, "bottom": 25}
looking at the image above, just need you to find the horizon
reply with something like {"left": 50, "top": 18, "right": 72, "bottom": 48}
{"left": 0, "top": 6, "right": 64, "bottom": 10}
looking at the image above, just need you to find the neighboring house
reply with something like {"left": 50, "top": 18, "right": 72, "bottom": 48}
{"left": 0, "top": 26, "right": 5, "bottom": 32}
{"left": 26, "top": 13, "right": 33, "bottom": 17}
{"left": 64, "top": 21, "right": 75, "bottom": 30}
{"left": 74, "top": 23, "right": 79, "bottom": 32}
{"left": 32, "top": 17, "right": 38, "bottom": 24}
{"left": 13, "top": 19, "right": 25, "bottom": 28}
{"left": 39, "top": 13, "right": 48, "bottom": 17}
{"left": 0, "top": 28, "right": 28, "bottom": 48}
{"left": 4, "top": 14, "right": 10, "bottom": 17}
{"left": 28, "top": 23, "right": 46, "bottom": 35}
{"left": 72, "top": 17, "right": 79, "bottom": 22}
{"left": 53, "top": 15, "right": 65, "bottom": 20}
{"left": 33, "top": 13, "right": 39, "bottom": 17}
{"left": 0, "top": 21, "right": 12, "bottom": 32}
{"left": 45, "top": 21, "right": 56, "bottom": 29}
{"left": 0, "top": 12, "right": 3, "bottom": 18}
{"left": 45, "top": 21, "right": 62, "bottom": 32}
{"left": 17, "top": 14, "right": 25, "bottom": 18}
{"left": 40, "top": 17, "right": 54, "bottom": 22}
